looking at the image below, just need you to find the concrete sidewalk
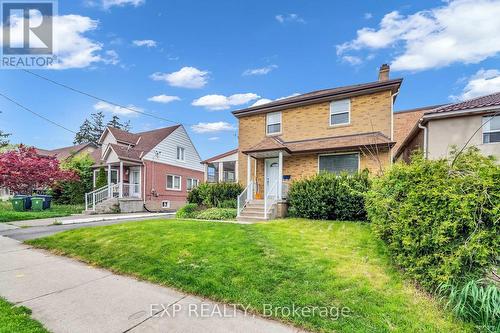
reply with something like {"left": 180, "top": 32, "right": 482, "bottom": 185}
{"left": 0, "top": 236, "right": 302, "bottom": 333}
{"left": 9, "top": 212, "right": 174, "bottom": 228}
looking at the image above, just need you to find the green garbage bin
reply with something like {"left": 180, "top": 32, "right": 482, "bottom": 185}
{"left": 31, "top": 197, "right": 44, "bottom": 211}
{"left": 12, "top": 198, "right": 27, "bottom": 211}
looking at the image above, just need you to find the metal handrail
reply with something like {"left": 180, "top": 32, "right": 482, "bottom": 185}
{"left": 264, "top": 180, "right": 278, "bottom": 220}
{"left": 237, "top": 181, "right": 254, "bottom": 217}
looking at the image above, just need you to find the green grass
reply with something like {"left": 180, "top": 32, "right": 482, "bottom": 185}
{"left": 27, "top": 218, "right": 473, "bottom": 333}
{"left": 0, "top": 201, "right": 83, "bottom": 223}
{"left": 0, "top": 297, "right": 48, "bottom": 333}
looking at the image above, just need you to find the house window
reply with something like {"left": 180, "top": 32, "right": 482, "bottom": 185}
{"left": 93, "top": 169, "right": 118, "bottom": 187}
{"left": 166, "top": 174, "right": 182, "bottom": 190}
{"left": 483, "top": 116, "right": 500, "bottom": 143}
{"left": 176, "top": 146, "right": 185, "bottom": 161}
{"left": 319, "top": 153, "right": 359, "bottom": 174}
{"left": 330, "top": 99, "right": 350, "bottom": 126}
{"left": 187, "top": 178, "right": 199, "bottom": 191}
{"left": 266, "top": 111, "right": 282, "bottom": 135}
{"left": 162, "top": 200, "right": 171, "bottom": 208}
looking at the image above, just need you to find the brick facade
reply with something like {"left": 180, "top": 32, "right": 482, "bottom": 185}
{"left": 142, "top": 160, "right": 204, "bottom": 210}
{"left": 238, "top": 90, "right": 393, "bottom": 191}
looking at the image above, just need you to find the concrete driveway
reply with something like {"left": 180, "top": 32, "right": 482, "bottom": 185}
{"left": 0, "top": 236, "right": 301, "bottom": 333}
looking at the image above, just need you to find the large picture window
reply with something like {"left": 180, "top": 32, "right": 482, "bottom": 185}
{"left": 330, "top": 99, "right": 350, "bottom": 126}
{"left": 266, "top": 111, "right": 282, "bottom": 135}
{"left": 319, "top": 153, "right": 359, "bottom": 174}
{"left": 483, "top": 116, "right": 500, "bottom": 143}
{"left": 166, "top": 174, "right": 182, "bottom": 190}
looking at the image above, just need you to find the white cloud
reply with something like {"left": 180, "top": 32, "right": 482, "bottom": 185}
{"left": 337, "top": 0, "right": 500, "bottom": 71}
{"left": 243, "top": 64, "right": 278, "bottom": 76}
{"left": 364, "top": 13, "right": 373, "bottom": 19}
{"left": 208, "top": 137, "right": 219, "bottom": 141}
{"left": 147, "top": 94, "right": 180, "bottom": 103}
{"left": 132, "top": 39, "right": 157, "bottom": 48}
{"left": 93, "top": 101, "right": 142, "bottom": 116}
{"left": 103, "top": 50, "right": 120, "bottom": 65}
{"left": 192, "top": 93, "right": 260, "bottom": 110}
{"left": 151, "top": 67, "right": 209, "bottom": 89}
{"left": 452, "top": 69, "right": 500, "bottom": 101}
{"left": 191, "top": 122, "right": 236, "bottom": 133}
{"left": 341, "top": 55, "right": 362, "bottom": 66}
{"left": 252, "top": 93, "right": 301, "bottom": 107}
{"left": 102, "top": 0, "right": 145, "bottom": 9}
{"left": 275, "top": 13, "right": 306, "bottom": 24}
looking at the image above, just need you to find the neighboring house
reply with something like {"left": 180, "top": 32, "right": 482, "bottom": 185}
{"left": 87, "top": 125, "right": 204, "bottom": 213}
{"left": 201, "top": 149, "right": 238, "bottom": 183}
{"left": 35, "top": 142, "right": 98, "bottom": 161}
{"left": 394, "top": 92, "right": 500, "bottom": 162}
{"left": 233, "top": 64, "right": 400, "bottom": 220}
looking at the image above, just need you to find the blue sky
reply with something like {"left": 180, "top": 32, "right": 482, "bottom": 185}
{"left": 1, "top": 0, "right": 500, "bottom": 159}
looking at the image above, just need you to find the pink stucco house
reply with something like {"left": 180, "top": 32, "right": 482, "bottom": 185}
{"left": 86, "top": 125, "right": 204, "bottom": 213}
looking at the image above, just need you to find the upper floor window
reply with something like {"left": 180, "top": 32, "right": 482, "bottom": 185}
{"left": 166, "top": 174, "right": 181, "bottom": 191}
{"left": 330, "top": 99, "right": 350, "bottom": 126}
{"left": 483, "top": 116, "right": 500, "bottom": 143}
{"left": 319, "top": 153, "right": 359, "bottom": 174}
{"left": 176, "top": 146, "right": 185, "bottom": 161}
{"left": 266, "top": 112, "right": 282, "bottom": 135}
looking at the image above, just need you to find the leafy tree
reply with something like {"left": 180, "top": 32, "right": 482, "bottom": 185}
{"left": 0, "top": 145, "right": 78, "bottom": 194}
{"left": 107, "top": 115, "right": 131, "bottom": 131}
{"left": 95, "top": 167, "right": 107, "bottom": 188}
{"left": 50, "top": 153, "right": 94, "bottom": 204}
{"left": 91, "top": 111, "right": 106, "bottom": 138}
{"left": 74, "top": 112, "right": 130, "bottom": 145}
{"left": 74, "top": 119, "right": 94, "bottom": 145}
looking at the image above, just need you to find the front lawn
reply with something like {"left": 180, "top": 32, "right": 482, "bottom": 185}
{"left": 0, "top": 200, "right": 83, "bottom": 223}
{"left": 28, "top": 219, "right": 472, "bottom": 333}
{"left": 0, "top": 297, "right": 48, "bottom": 333}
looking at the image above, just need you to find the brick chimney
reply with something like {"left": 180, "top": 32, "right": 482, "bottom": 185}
{"left": 378, "top": 64, "right": 390, "bottom": 81}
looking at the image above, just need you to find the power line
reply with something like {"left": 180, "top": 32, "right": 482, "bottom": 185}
{"left": 22, "top": 69, "right": 190, "bottom": 126}
{"left": 0, "top": 91, "right": 77, "bottom": 134}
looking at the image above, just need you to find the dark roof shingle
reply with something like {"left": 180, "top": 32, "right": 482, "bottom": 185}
{"left": 426, "top": 92, "right": 500, "bottom": 114}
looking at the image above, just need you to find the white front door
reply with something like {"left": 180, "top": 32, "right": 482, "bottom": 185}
{"left": 130, "top": 168, "right": 141, "bottom": 198}
{"left": 265, "top": 158, "right": 279, "bottom": 199}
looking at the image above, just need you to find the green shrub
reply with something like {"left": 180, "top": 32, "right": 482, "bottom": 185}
{"left": 217, "top": 199, "right": 237, "bottom": 209}
{"left": 95, "top": 166, "right": 107, "bottom": 189}
{"left": 196, "top": 208, "right": 237, "bottom": 220}
{"left": 187, "top": 183, "right": 243, "bottom": 208}
{"left": 175, "top": 203, "right": 199, "bottom": 219}
{"left": 366, "top": 148, "right": 500, "bottom": 290}
{"left": 437, "top": 278, "right": 499, "bottom": 332}
{"left": 50, "top": 153, "right": 94, "bottom": 205}
{"left": 287, "top": 171, "right": 371, "bottom": 221}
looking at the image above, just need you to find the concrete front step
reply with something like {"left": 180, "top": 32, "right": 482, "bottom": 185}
{"left": 237, "top": 216, "right": 270, "bottom": 222}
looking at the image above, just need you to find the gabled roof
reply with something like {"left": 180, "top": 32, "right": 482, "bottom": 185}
{"left": 35, "top": 142, "right": 97, "bottom": 161}
{"left": 426, "top": 91, "right": 500, "bottom": 115}
{"left": 99, "top": 125, "right": 181, "bottom": 165}
{"left": 201, "top": 149, "right": 238, "bottom": 164}
{"left": 232, "top": 78, "right": 403, "bottom": 117}
{"left": 243, "top": 132, "right": 394, "bottom": 155}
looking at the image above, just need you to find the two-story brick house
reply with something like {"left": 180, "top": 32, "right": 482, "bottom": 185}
{"left": 233, "top": 65, "right": 400, "bottom": 220}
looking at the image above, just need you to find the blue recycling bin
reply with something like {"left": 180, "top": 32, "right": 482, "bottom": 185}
{"left": 33, "top": 195, "right": 52, "bottom": 209}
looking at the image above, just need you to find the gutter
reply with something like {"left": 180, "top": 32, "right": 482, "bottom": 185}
{"left": 418, "top": 121, "right": 428, "bottom": 159}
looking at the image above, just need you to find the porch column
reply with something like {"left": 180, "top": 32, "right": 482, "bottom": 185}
{"left": 235, "top": 160, "right": 239, "bottom": 183}
{"left": 218, "top": 162, "right": 224, "bottom": 183}
{"left": 278, "top": 151, "right": 283, "bottom": 200}
{"left": 246, "top": 154, "right": 251, "bottom": 186}
{"left": 107, "top": 164, "right": 111, "bottom": 196}
{"left": 119, "top": 161, "right": 123, "bottom": 198}
{"left": 204, "top": 164, "right": 208, "bottom": 182}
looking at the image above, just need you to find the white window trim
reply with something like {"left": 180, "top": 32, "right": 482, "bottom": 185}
{"left": 93, "top": 168, "right": 118, "bottom": 187}
{"left": 483, "top": 116, "right": 500, "bottom": 144}
{"left": 329, "top": 99, "right": 351, "bottom": 127}
{"left": 176, "top": 146, "right": 186, "bottom": 161}
{"left": 162, "top": 200, "right": 171, "bottom": 208}
{"left": 166, "top": 174, "right": 182, "bottom": 191}
{"left": 266, "top": 111, "right": 282, "bottom": 136}
{"left": 186, "top": 178, "right": 199, "bottom": 191}
{"left": 317, "top": 152, "right": 361, "bottom": 173}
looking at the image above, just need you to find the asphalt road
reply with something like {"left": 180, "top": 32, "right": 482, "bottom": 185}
{"left": 0, "top": 215, "right": 173, "bottom": 241}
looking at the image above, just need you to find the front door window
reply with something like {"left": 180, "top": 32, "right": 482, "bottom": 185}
{"left": 130, "top": 169, "right": 140, "bottom": 197}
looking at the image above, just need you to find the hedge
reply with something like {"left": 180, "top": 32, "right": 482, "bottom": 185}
{"left": 366, "top": 148, "right": 500, "bottom": 290}
{"left": 175, "top": 204, "right": 236, "bottom": 220}
{"left": 187, "top": 182, "right": 242, "bottom": 208}
{"left": 287, "top": 171, "right": 371, "bottom": 221}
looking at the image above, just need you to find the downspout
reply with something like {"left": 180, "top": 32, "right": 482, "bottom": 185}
{"left": 418, "top": 121, "right": 428, "bottom": 159}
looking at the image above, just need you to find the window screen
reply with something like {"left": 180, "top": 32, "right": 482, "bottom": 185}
{"left": 330, "top": 99, "right": 350, "bottom": 126}
{"left": 266, "top": 112, "right": 281, "bottom": 134}
{"left": 319, "top": 153, "right": 359, "bottom": 174}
